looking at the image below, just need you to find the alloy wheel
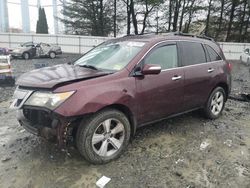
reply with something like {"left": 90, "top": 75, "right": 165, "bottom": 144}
{"left": 210, "top": 91, "right": 224, "bottom": 116}
{"left": 50, "top": 52, "right": 56, "bottom": 59}
{"left": 92, "top": 118, "right": 125, "bottom": 157}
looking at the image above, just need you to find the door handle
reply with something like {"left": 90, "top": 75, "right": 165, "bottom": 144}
{"left": 208, "top": 68, "right": 214, "bottom": 73}
{"left": 172, "top": 76, "right": 182, "bottom": 81}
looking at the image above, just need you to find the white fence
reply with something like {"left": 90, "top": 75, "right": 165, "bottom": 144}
{"left": 0, "top": 33, "right": 249, "bottom": 60}
{"left": 219, "top": 42, "right": 250, "bottom": 60}
{"left": 0, "top": 33, "right": 112, "bottom": 54}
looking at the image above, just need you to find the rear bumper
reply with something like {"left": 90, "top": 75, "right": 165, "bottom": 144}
{"left": 56, "top": 50, "right": 62, "bottom": 55}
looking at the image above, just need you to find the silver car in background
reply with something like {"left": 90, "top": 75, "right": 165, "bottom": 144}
{"left": 11, "top": 42, "right": 62, "bottom": 60}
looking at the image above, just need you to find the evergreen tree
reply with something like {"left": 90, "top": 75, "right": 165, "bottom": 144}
{"left": 36, "top": 7, "right": 49, "bottom": 34}
{"left": 61, "top": 0, "right": 113, "bottom": 36}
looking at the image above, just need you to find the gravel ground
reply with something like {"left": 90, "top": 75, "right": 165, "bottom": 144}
{"left": 0, "top": 56, "right": 249, "bottom": 188}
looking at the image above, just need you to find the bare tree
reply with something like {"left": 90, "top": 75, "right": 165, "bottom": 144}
{"left": 205, "top": 0, "right": 213, "bottom": 35}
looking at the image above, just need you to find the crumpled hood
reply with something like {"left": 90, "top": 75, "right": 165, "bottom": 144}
{"left": 16, "top": 64, "right": 110, "bottom": 89}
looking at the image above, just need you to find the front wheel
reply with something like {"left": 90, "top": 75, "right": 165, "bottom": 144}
{"left": 49, "top": 52, "right": 56, "bottom": 59}
{"left": 23, "top": 52, "right": 30, "bottom": 60}
{"left": 204, "top": 87, "right": 226, "bottom": 119}
{"left": 76, "top": 109, "right": 131, "bottom": 164}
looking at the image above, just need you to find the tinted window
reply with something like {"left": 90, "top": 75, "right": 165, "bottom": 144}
{"left": 205, "top": 45, "right": 222, "bottom": 61}
{"left": 144, "top": 45, "right": 178, "bottom": 70}
{"left": 181, "top": 42, "right": 206, "bottom": 66}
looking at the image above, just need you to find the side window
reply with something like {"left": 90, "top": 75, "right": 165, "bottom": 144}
{"left": 205, "top": 45, "right": 222, "bottom": 61}
{"left": 181, "top": 42, "right": 206, "bottom": 66}
{"left": 144, "top": 44, "right": 178, "bottom": 70}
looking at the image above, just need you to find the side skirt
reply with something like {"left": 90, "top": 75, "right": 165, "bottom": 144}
{"left": 136, "top": 107, "right": 203, "bottom": 129}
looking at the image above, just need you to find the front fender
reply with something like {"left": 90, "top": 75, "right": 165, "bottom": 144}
{"left": 54, "top": 77, "right": 137, "bottom": 118}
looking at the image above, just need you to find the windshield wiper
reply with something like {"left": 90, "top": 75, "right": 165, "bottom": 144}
{"left": 78, "top": 64, "right": 99, "bottom": 70}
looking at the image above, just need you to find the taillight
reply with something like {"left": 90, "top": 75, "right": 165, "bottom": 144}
{"left": 227, "top": 62, "right": 232, "bottom": 72}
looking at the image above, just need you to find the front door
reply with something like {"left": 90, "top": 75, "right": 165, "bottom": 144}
{"left": 135, "top": 42, "right": 185, "bottom": 124}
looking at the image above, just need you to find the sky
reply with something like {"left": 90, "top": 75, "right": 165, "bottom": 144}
{"left": 8, "top": 0, "right": 63, "bottom": 33}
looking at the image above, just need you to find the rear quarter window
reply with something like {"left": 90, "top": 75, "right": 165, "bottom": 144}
{"left": 181, "top": 42, "right": 207, "bottom": 66}
{"left": 205, "top": 45, "right": 222, "bottom": 62}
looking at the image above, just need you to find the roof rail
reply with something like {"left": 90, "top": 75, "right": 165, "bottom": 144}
{"left": 173, "top": 31, "right": 215, "bottom": 41}
{"left": 122, "top": 31, "right": 215, "bottom": 42}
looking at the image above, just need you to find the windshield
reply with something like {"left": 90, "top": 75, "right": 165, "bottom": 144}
{"left": 20, "top": 42, "right": 33, "bottom": 47}
{"left": 74, "top": 41, "right": 145, "bottom": 71}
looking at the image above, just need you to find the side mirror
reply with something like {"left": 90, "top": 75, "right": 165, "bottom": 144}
{"left": 244, "top": 49, "right": 249, "bottom": 54}
{"left": 142, "top": 64, "right": 161, "bottom": 75}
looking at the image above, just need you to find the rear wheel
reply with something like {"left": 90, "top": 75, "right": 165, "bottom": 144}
{"left": 23, "top": 52, "right": 30, "bottom": 60}
{"left": 49, "top": 52, "right": 56, "bottom": 59}
{"left": 204, "top": 87, "right": 226, "bottom": 119}
{"left": 76, "top": 109, "right": 131, "bottom": 164}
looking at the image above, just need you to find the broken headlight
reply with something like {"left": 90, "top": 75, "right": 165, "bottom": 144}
{"left": 24, "top": 91, "right": 75, "bottom": 110}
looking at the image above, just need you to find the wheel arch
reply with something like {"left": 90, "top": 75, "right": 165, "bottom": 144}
{"left": 212, "top": 82, "right": 229, "bottom": 101}
{"left": 99, "top": 104, "right": 137, "bottom": 137}
{"left": 71, "top": 103, "right": 137, "bottom": 142}
{"left": 22, "top": 51, "right": 30, "bottom": 57}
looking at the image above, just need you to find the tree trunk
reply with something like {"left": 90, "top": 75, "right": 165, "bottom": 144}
{"left": 205, "top": 0, "right": 212, "bottom": 36}
{"left": 243, "top": 12, "right": 250, "bottom": 42}
{"left": 91, "top": 1, "right": 98, "bottom": 36}
{"left": 113, "top": 0, "right": 117, "bottom": 37}
{"left": 239, "top": 0, "right": 247, "bottom": 42}
{"left": 215, "top": 0, "right": 225, "bottom": 40}
{"left": 99, "top": 0, "right": 104, "bottom": 36}
{"left": 173, "top": 0, "right": 181, "bottom": 31}
{"left": 140, "top": 0, "right": 149, "bottom": 34}
{"left": 126, "top": 0, "right": 131, "bottom": 35}
{"left": 168, "top": 0, "right": 172, "bottom": 31}
{"left": 179, "top": 0, "right": 186, "bottom": 32}
{"left": 226, "top": 0, "right": 237, "bottom": 42}
{"left": 130, "top": 0, "right": 138, "bottom": 34}
{"left": 185, "top": 0, "right": 195, "bottom": 33}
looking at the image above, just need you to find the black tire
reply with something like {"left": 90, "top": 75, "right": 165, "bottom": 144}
{"left": 49, "top": 52, "right": 56, "bottom": 59}
{"left": 76, "top": 109, "right": 131, "bottom": 164}
{"left": 23, "top": 52, "right": 30, "bottom": 60}
{"left": 204, "top": 87, "right": 226, "bottom": 119}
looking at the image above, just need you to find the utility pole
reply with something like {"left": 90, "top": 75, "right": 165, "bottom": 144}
{"left": 0, "top": 0, "right": 9, "bottom": 32}
{"left": 21, "top": 0, "right": 30, "bottom": 33}
{"left": 53, "top": 0, "right": 59, "bottom": 34}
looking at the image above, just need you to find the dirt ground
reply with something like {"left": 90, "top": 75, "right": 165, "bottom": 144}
{"left": 0, "top": 55, "right": 249, "bottom": 188}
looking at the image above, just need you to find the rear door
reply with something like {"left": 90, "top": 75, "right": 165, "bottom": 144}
{"left": 180, "top": 41, "right": 217, "bottom": 110}
{"left": 135, "top": 42, "right": 185, "bottom": 124}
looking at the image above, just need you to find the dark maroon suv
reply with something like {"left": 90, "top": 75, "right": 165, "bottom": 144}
{"left": 10, "top": 33, "right": 231, "bottom": 164}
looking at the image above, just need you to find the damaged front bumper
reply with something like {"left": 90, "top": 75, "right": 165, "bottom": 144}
{"left": 16, "top": 107, "right": 75, "bottom": 148}
{"left": 10, "top": 52, "right": 23, "bottom": 58}
{"left": 10, "top": 87, "right": 76, "bottom": 148}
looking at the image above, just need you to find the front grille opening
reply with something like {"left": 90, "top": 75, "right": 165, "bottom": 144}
{"left": 23, "top": 108, "right": 52, "bottom": 128}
